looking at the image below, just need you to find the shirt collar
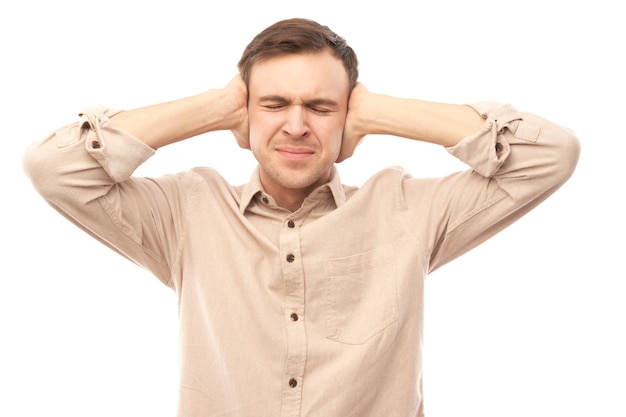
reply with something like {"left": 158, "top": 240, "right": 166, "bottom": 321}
{"left": 239, "top": 165, "right": 346, "bottom": 214}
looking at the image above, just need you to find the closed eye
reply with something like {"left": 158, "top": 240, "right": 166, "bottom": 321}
{"left": 306, "top": 98, "right": 339, "bottom": 116}
{"left": 263, "top": 104, "right": 286, "bottom": 111}
{"left": 308, "top": 106, "right": 333, "bottom": 115}
{"left": 257, "top": 96, "right": 340, "bottom": 115}
{"left": 258, "top": 95, "right": 289, "bottom": 111}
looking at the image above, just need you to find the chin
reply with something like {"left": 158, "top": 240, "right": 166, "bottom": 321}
{"left": 276, "top": 170, "right": 323, "bottom": 190}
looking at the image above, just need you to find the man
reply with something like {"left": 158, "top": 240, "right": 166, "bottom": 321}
{"left": 24, "top": 17, "right": 580, "bottom": 417}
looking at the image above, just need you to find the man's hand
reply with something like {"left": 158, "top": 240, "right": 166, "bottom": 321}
{"left": 337, "top": 83, "right": 371, "bottom": 163}
{"left": 337, "top": 84, "right": 486, "bottom": 162}
{"left": 223, "top": 75, "right": 250, "bottom": 150}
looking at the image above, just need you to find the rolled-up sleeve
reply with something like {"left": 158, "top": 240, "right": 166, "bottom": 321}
{"left": 448, "top": 101, "right": 579, "bottom": 179}
{"left": 24, "top": 106, "right": 155, "bottom": 198}
{"left": 79, "top": 107, "right": 156, "bottom": 182}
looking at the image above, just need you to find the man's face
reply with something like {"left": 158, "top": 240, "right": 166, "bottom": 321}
{"left": 247, "top": 50, "right": 350, "bottom": 200}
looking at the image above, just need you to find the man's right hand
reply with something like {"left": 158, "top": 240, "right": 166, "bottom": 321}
{"left": 222, "top": 75, "right": 250, "bottom": 150}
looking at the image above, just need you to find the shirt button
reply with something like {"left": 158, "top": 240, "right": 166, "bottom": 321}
{"left": 262, "top": 196, "right": 269, "bottom": 204}
{"left": 289, "top": 378, "right": 298, "bottom": 388}
{"left": 495, "top": 142, "right": 503, "bottom": 152}
{"left": 287, "top": 220, "right": 295, "bottom": 228}
{"left": 286, "top": 254, "right": 295, "bottom": 263}
{"left": 290, "top": 313, "right": 299, "bottom": 321}
{"left": 91, "top": 140, "right": 101, "bottom": 149}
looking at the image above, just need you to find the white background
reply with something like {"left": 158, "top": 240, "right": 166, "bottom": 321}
{"left": 1, "top": 1, "right": 624, "bottom": 416}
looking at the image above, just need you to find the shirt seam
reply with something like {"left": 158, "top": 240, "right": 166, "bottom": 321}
{"left": 448, "top": 187, "right": 509, "bottom": 232}
{"left": 169, "top": 172, "right": 202, "bottom": 296}
{"left": 97, "top": 185, "right": 172, "bottom": 283}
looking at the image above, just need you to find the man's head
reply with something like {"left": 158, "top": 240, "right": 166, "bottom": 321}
{"left": 238, "top": 18, "right": 358, "bottom": 90}
{"left": 238, "top": 18, "right": 359, "bottom": 210}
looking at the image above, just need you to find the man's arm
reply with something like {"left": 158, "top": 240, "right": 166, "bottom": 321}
{"left": 339, "top": 85, "right": 580, "bottom": 271}
{"left": 110, "top": 75, "right": 249, "bottom": 150}
{"left": 22, "top": 76, "right": 251, "bottom": 286}
{"left": 338, "top": 83, "right": 485, "bottom": 162}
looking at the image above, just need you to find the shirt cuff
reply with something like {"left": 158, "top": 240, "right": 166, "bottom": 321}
{"left": 446, "top": 101, "right": 526, "bottom": 177}
{"left": 79, "top": 106, "right": 155, "bottom": 182}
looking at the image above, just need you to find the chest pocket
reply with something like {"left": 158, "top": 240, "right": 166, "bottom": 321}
{"left": 324, "top": 244, "right": 398, "bottom": 344}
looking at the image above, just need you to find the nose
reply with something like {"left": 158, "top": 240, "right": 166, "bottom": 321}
{"left": 282, "top": 105, "right": 309, "bottom": 139}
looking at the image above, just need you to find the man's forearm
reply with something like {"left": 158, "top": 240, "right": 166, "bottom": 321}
{"left": 110, "top": 87, "right": 246, "bottom": 150}
{"left": 365, "top": 94, "right": 485, "bottom": 147}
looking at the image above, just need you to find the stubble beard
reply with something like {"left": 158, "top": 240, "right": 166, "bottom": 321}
{"left": 262, "top": 158, "right": 333, "bottom": 192}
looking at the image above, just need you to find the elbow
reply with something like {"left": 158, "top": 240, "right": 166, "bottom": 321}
{"left": 500, "top": 125, "right": 581, "bottom": 206}
{"left": 23, "top": 135, "right": 55, "bottom": 201}
{"left": 551, "top": 127, "right": 581, "bottom": 187}
{"left": 22, "top": 129, "right": 82, "bottom": 204}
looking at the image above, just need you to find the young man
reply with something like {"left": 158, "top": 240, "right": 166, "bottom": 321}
{"left": 24, "top": 18, "right": 580, "bottom": 417}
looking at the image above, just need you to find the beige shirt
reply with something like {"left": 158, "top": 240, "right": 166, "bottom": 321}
{"left": 23, "top": 102, "right": 580, "bottom": 416}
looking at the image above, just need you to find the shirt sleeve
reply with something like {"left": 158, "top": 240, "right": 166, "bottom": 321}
{"left": 23, "top": 107, "right": 184, "bottom": 288}
{"left": 401, "top": 101, "right": 581, "bottom": 272}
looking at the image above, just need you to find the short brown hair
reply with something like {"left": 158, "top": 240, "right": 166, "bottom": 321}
{"left": 238, "top": 18, "right": 358, "bottom": 89}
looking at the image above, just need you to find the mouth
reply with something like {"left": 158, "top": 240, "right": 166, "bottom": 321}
{"left": 275, "top": 146, "right": 315, "bottom": 161}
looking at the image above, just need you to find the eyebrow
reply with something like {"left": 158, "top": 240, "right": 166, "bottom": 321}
{"left": 258, "top": 95, "right": 288, "bottom": 103}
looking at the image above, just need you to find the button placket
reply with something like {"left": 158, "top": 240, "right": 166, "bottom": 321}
{"left": 279, "top": 216, "right": 307, "bottom": 416}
